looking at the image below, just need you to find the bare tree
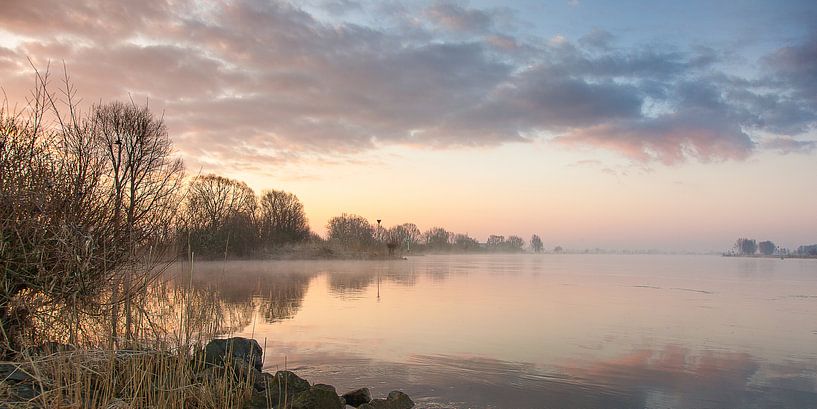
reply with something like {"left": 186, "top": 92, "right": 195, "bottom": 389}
{"left": 326, "top": 213, "right": 374, "bottom": 251}
{"left": 758, "top": 240, "right": 776, "bottom": 256}
{"left": 506, "top": 235, "right": 525, "bottom": 252}
{"left": 424, "top": 227, "right": 452, "bottom": 251}
{"left": 387, "top": 223, "right": 421, "bottom": 251}
{"left": 257, "top": 189, "right": 310, "bottom": 248}
{"left": 91, "top": 101, "right": 185, "bottom": 342}
{"left": 1, "top": 68, "right": 182, "bottom": 353}
{"left": 734, "top": 238, "right": 757, "bottom": 256}
{"left": 183, "top": 174, "right": 257, "bottom": 258}
{"left": 530, "top": 234, "right": 544, "bottom": 253}
{"left": 452, "top": 233, "right": 480, "bottom": 252}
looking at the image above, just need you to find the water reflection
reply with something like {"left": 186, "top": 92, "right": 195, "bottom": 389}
{"left": 167, "top": 255, "right": 817, "bottom": 408}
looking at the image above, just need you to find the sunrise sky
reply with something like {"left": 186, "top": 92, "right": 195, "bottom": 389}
{"left": 1, "top": 0, "right": 815, "bottom": 251}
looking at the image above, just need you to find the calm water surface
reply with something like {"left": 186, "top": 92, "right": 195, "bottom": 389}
{"left": 179, "top": 254, "right": 817, "bottom": 408}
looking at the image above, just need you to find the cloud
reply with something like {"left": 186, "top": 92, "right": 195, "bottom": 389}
{"left": 424, "top": 1, "right": 495, "bottom": 33}
{"left": 763, "top": 137, "right": 817, "bottom": 154}
{"left": 0, "top": 0, "right": 815, "bottom": 172}
{"left": 579, "top": 28, "right": 614, "bottom": 50}
{"left": 557, "top": 114, "right": 755, "bottom": 165}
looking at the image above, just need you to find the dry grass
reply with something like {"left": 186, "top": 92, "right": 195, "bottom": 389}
{"left": 1, "top": 343, "right": 261, "bottom": 409}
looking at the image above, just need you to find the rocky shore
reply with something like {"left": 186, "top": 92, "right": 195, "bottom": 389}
{"left": 0, "top": 337, "right": 415, "bottom": 409}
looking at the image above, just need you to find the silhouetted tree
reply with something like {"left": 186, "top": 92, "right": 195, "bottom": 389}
{"left": 387, "top": 223, "right": 421, "bottom": 251}
{"left": 735, "top": 238, "right": 757, "bottom": 255}
{"left": 530, "top": 234, "right": 544, "bottom": 253}
{"left": 424, "top": 227, "right": 452, "bottom": 251}
{"left": 91, "top": 100, "right": 185, "bottom": 341}
{"left": 326, "top": 213, "right": 374, "bottom": 250}
{"left": 258, "top": 189, "right": 310, "bottom": 248}
{"left": 183, "top": 174, "right": 257, "bottom": 258}
{"left": 506, "top": 235, "right": 525, "bottom": 252}
{"left": 758, "top": 240, "right": 776, "bottom": 256}
{"left": 486, "top": 235, "right": 505, "bottom": 250}
{"left": 452, "top": 233, "right": 480, "bottom": 252}
{"left": 797, "top": 244, "right": 817, "bottom": 256}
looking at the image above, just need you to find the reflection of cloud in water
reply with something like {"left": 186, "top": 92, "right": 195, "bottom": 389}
{"left": 276, "top": 344, "right": 817, "bottom": 409}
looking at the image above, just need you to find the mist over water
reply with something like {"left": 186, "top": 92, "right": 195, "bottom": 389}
{"left": 173, "top": 255, "right": 817, "bottom": 409}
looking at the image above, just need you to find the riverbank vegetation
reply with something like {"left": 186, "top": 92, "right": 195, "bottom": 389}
{"left": 726, "top": 238, "right": 817, "bottom": 257}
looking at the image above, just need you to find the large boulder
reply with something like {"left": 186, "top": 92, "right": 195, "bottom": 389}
{"left": 342, "top": 387, "right": 372, "bottom": 407}
{"left": 203, "top": 337, "right": 263, "bottom": 371}
{"left": 241, "top": 370, "right": 313, "bottom": 409}
{"left": 359, "top": 391, "right": 414, "bottom": 409}
{"left": 290, "top": 384, "right": 345, "bottom": 409}
{"left": 255, "top": 370, "right": 312, "bottom": 406}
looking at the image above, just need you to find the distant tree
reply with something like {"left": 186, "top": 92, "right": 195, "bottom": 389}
{"left": 452, "top": 233, "right": 480, "bottom": 252}
{"left": 734, "top": 238, "right": 757, "bottom": 256}
{"left": 553, "top": 246, "right": 564, "bottom": 253}
{"left": 257, "top": 189, "right": 310, "bottom": 247}
{"left": 506, "top": 235, "right": 525, "bottom": 252}
{"left": 530, "top": 234, "right": 544, "bottom": 253}
{"left": 387, "top": 223, "right": 421, "bottom": 251}
{"left": 327, "top": 213, "right": 374, "bottom": 250}
{"left": 183, "top": 174, "right": 257, "bottom": 257}
{"left": 486, "top": 235, "right": 505, "bottom": 250}
{"left": 424, "top": 227, "right": 452, "bottom": 250}
{"left": 797, "top": 244, "right": 817, "bottom": 256}
{"left": 758, "top": 240, "right": 776, "bottom": 256}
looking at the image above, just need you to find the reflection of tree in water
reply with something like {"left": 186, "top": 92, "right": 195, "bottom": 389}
{"left": 328, "top": 272, "right": 375, "bottom": 296}
{"left": 142, "top": 278, "right": 254, "bottom": 341}
{"left": 171, "top": 260, "right": 314, "bottom": 325}
{"left": 258, "top": 273, "right": 311, "bottom": 323}
{"left": 326, "top": 262, "right": 419, "bottom": 296}
{"left": 23, "top": 275, "right": 255, "bottom": 346}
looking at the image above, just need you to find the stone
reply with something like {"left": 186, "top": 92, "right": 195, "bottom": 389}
{"left": 270, "top": 370, "right": 311, "bottom": 394}
{"left": 250, "top": 370, "right": 311, "bottom": 406}
{"left": 359, "top": 390, "right": 414, "bottom": 409}
{"left": 241, "top": 392, "right": 270, "bottom": 409}
{"left": 290, "top": 384, "right": 344, "bottom": 409}
{"left": 203, "top": 337, "right": 263, "bottom": 371}
{"left": 10, "top": 383, "right": 40, "bottom": 400}
{"left": 342, "top": 387, "right": 372, "bottom": 407}
{"left": 0, "top": 363, "right": 32, "bottom": 383}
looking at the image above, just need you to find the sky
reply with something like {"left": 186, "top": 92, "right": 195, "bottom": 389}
{"left": 1, "top": 0, "right": 816, "bottom": 252}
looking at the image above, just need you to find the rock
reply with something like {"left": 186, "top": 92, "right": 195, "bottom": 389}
{"left": 241, "top": 392, "right": 270, "bottom": 409}
{"left": 203, "top": 337, "right": 263, "bottom": 371}
{"left": 0, "top": 363, "right": 33, "bottom": 383}
{"left": 270, "top": 370, "right": 311, "bottom": 394}
{"left": 9, "top": 383, "right": 40, "bottom": 400}
{"left": 342, "top": 387, "right": 372, "bottom": 407}
{"left": 359, "top": 391, "right": 414, "bottom": 409}
{"left": 290, "top": 384, "right": 344, "bottom": 409}
{"left": 250, "top": 370, "right": 311, "bottom": 406}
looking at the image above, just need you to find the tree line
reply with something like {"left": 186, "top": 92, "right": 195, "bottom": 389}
{"left": 323, "top": 216, "right": 549, "bottom": 255}
{"left": 732, "top": 238, "right": 817, "bottom": 257}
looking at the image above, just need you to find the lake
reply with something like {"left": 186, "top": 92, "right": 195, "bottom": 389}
{"left": 178, "top": 254, "right": 817, "bottom": 408}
